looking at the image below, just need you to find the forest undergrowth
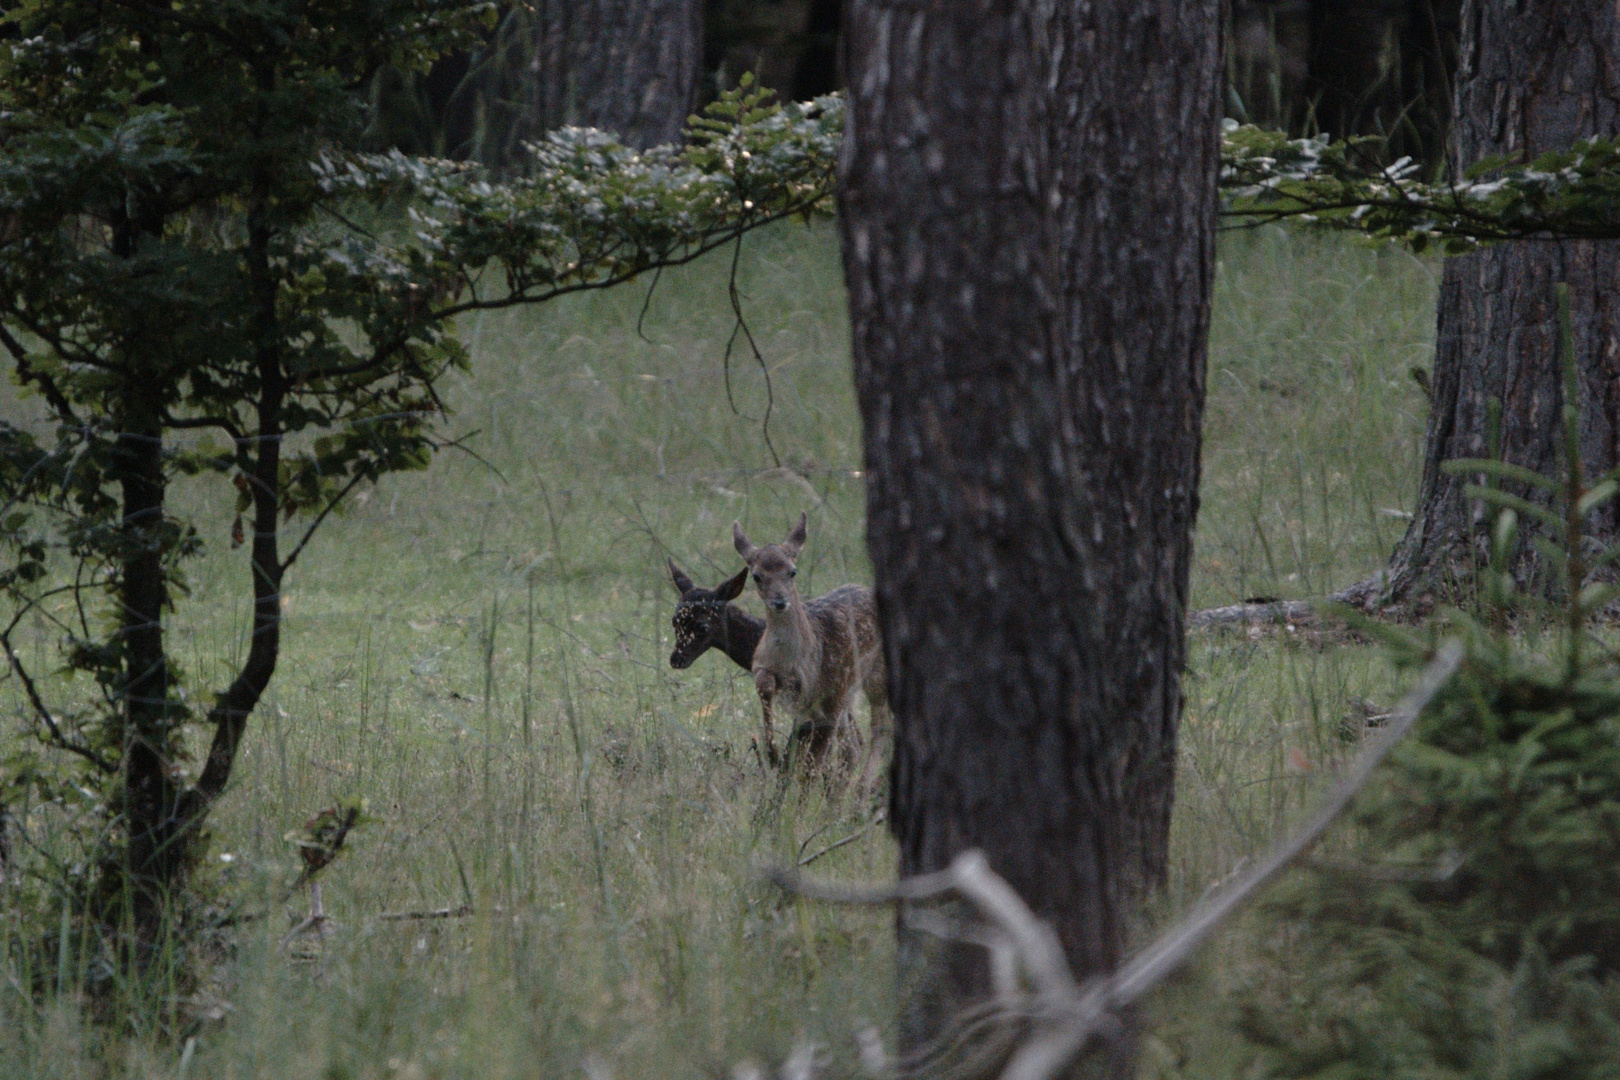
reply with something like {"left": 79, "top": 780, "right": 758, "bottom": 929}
{"left": 0, "top": 224, "right": 1437, "bottom": 1079}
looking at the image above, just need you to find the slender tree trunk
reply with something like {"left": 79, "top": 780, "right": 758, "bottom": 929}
{"left": 537, "top": 0, "right": 704, "bottom": 149}
{"left": 118, "top": 399, "right": 181, "bottom": 929}
{"left": 123, "top": 199, "right": 291, "bottom": 919}
{"left": 1375, "top": 0, "right": 1620, "bottom": 611}
{"left": 109, "top": 210, "right": 184, "bottom": 930}
{"left": 840, "top": 0, "right": 1220, "bottom": 1069}
{"left": 186, "top": 216, "right": 286, "bottom": 822}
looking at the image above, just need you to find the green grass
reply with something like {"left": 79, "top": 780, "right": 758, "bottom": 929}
{"left": 1, "top": 223, "right": 1438, "bottom": 1079}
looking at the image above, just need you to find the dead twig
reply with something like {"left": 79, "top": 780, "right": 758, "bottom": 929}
{"left": 280, "top": 880, "right": 332, "bottom": 946}
{"left": 1185, "top": 598, "right": 1318, "bottom": 628}
{"left": 769, "top": 640, "right": 1464, "bottom": 1080}
{"left": 798, "top": 810, "right": 887, "bottom": 868}
{"left": 376, "top": 903, "right": 485, "bottom": 921}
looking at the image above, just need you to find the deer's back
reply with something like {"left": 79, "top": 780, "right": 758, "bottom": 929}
{"left": 805, "top": 585, "right": 881, "bottom": 697}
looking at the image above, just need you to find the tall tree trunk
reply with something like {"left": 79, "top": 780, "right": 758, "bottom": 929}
{"left": 117, "top": 386, "right": 182, "bottom": 931}
{"left": 539, "top": 0, "right": 705, "bottom": 149}
{"left": 108, "top": 210, "right": 184, "bottom": 932}
{"left": 1375, "top": 0, "right": 1620, "bottom": 611}
{"left": 840, "top": 0, "right": 1220, "bottom": 1069}
{"left": 184, "top": 216, "right": 286, "bottom": 826}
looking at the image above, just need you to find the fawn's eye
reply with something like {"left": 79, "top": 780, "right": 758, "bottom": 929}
{"left": 753, "top": 573, "right": 763, "bottom": 584}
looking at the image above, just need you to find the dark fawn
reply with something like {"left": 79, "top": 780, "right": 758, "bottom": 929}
{"left": 667, "top": 559, "right": 785, "bottom": 764}
{"left": 666, "top": 559, "right": 762, "bottom": 674}
{"left": 732, "top": 512, "right": 889, "bottom": 780}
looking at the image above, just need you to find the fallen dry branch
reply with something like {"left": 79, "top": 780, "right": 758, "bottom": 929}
{"left": 1185, "top": 598, "right": 1319, "bottom": 628}
{"left": 1186, "top": 577, "right": 1388, "bottom": 629}
{"left": 769, "top": 640, "right": 1464, "bottom": 1080}
{"left": 798, "top": 810, "right": 887, "bottom": 868}
{"left": 376, "top": 903, "right": 477, "bottom": 921}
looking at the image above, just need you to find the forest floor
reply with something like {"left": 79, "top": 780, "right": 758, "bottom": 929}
{"left": 1, "top": 223, "right": 1440, "bottom": 1079}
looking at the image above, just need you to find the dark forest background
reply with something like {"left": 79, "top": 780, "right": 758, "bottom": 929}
{"left": 370, "top": 0, "right": 1459, "bottom": 174}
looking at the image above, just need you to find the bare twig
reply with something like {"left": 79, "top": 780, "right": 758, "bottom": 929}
{"left": 635, "top": 264, "right": 663, "bottom": 342}
{"left": 376, "top": 903, "right": 486, "bottom": 921}
{"left": 722, "top": 234, "right": 781, "bottom": 468}
{"left": 0, "top": 631, "right": 115, "bottom": 772}
{"left": 432, "top": 428, "right": 509, "bottom": 484}
{"left": 770, "top": 641, "right": 1464, "bottom": 1080}
{"left": 280, "top": 880, "right": 330, "bottom": 946}
{"left": 798, "top": 810, "right": 887, "bottom": 867}
{"left": 279, "top": 469, "right": 372, "bottom": 573}
{"left": 1109, "top": 639, "right": 1461, "bottom": 1005}
{"left": 1186, "top": 598, "right": 1318, "bottom": 628}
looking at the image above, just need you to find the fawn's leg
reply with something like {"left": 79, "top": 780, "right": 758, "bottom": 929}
{"left": 856, "top": 678, "right": 892, "bottom": 805}
{"left": 799, "top": 711, "right": 836, "bottom": 773}
{"left": 833, "top": 697, "right": 864, "bottom": 779}
{"left": 754, "top": 669, "right": 780, "bottom": 769}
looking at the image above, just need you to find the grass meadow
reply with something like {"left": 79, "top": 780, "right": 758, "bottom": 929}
{"left": 1, "top": 223, "right": 1439, "bottom": 1079}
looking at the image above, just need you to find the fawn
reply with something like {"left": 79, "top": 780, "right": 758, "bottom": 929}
{"left": 666, "top": 559, "right": 763, "bottom": 673}
{"left": 667, "top": 559, "right": 785, "bottom": 764}
{"left": 732, "top": 512, "right": 889, "bottom": 778}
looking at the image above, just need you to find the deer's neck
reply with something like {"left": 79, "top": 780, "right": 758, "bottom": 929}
{"left": 719, "top": 605, "right": 765, "bottom": 672}
{"left": 764, "top": 599, "right": 821, "bottom": 681}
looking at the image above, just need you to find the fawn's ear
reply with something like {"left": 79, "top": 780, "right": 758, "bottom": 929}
{"left": 715, "top": 566, "right": 748, "bottom": 602}
{"left": 781, "top": 511, "right": 807, "bottom": 558}
{"left": 667, "top": 558, "right": 695, "bottom": 596}
{"left": 733, "top": 521, "right": 758, "bottom": 560}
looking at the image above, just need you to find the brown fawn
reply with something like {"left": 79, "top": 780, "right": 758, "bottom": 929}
{"left": 732, "top": 512, "right": 889, "bottom": 779}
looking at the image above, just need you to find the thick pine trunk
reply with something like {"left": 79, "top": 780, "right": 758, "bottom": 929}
{"left": 537, "top": 0, "right": 704, "bottom": 149}
{"left": 1378, "top": 0, "right": 1620, "bottom": 610}
{"left": 840, "top": 0, "right": 1220, "bottom": 1066}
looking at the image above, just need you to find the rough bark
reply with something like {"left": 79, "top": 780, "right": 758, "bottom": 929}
{"left": 840, "top": 0, "right": 1220, "bottom": 1067}
{"left": 536, "top": 0, "right": 705, "bottom": 149}
{"left": 1378, "top": 0, "right": 1620, "bottom": 610}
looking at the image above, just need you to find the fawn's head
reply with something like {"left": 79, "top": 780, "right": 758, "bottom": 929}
{"left": 667, "top": 559, "right": 747, "bottom": 669}
{"left": 733, "top": 512, "right": 806, "bottom": 614}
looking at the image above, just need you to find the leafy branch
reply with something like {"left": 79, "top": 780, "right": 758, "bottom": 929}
{"left": 1220, "top": 123, "right": 1620, "bottom": 250}
{"left": 307, "top": 74, "right": 841, "bottom": 320}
